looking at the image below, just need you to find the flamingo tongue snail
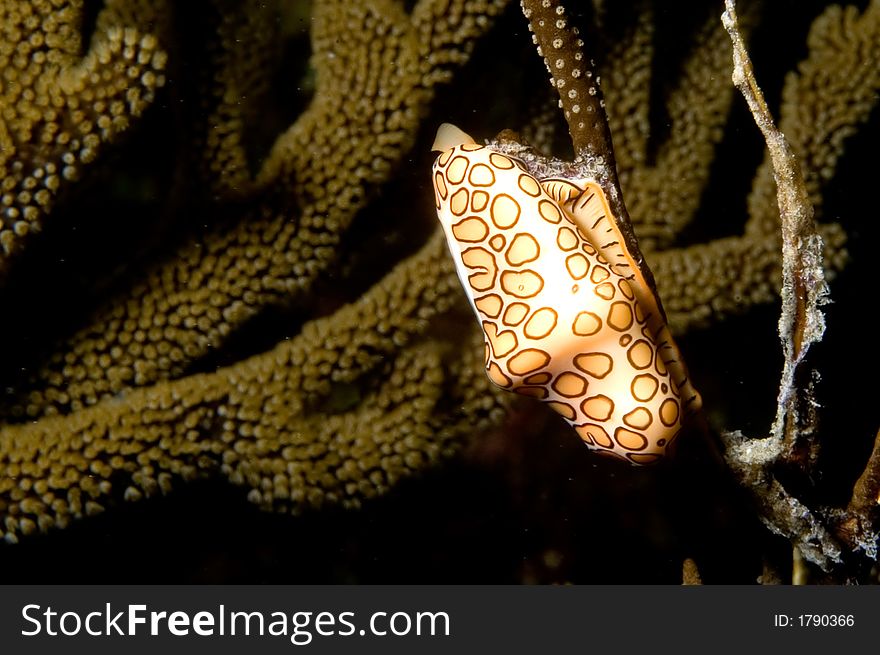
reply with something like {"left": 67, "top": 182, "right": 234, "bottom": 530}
{"left": 431, "top": 123, "right": 701, "bottom": 465}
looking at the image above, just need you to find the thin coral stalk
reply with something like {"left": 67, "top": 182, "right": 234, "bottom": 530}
{"left": 834, "top": 429, "right": 880, "bottom": 558}
{"left": 721, "top": 0, "right": 843, "bottom": 571}
{"left": 519, "top": 0, "right": 611, "bottom": 159}
{"left": 723, "top": 0, "right": 829, "bottom": 449}
{"left": 519, "top": 0, "right": 662, "bottom": 317}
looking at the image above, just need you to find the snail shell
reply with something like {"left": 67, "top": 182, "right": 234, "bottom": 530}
{"left": 431, "top": 124, "right": 700, "bottom": 464}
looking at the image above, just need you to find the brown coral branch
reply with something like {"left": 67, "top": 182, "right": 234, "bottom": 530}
{"left": 587, "top": 0, "right": 855, "bottom": 327}
{"left": 619, "top": 11, "right": 738, "bottom": 250}
{"left": 721, "top": 0, "right": 844, "bottom": 570}
{"left": 0, "top": 228, "right": 510, "bottom": 542}
{"left": 654, "top": 223, "right": 846, "bottom": 334}
{"left": 0, "top": 0, "right": 169, "bottom": 274}
{"left": 724, "top": 0, "right": 828, "bottom": 382}
{"left": 747, "top": 1, "right": 880, "bottom": 238}
{"left": 0, "top": 0, "right": 512, "bottom": 422}
{"left": 848, "top": 430, "right": 880, "bottom": 519}
{"left": 597, "top": 0, "right": 652, "bottom": 186}
{"left": 833, "top": 428, "right": 880, "bottom": 557}
{"left": 723, "top": 0, "right": 829, "bottom": 450}
{"left": 519, "top": 0, "right": 663, "bottom": 320}
{"left": 721, "top": 436, "right": 842, "bottom": 570}
{"left": 519, "top": 0, "right": 610, "bottom": 159}
{"left": 191, "top": 0, "right": 282, "bottom": 198}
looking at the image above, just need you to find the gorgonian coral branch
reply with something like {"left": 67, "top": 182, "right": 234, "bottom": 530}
{"left": 0, "top": 230, "right": 509, "bottom": 543}
{"left": 831, "top": 429, "right": 880, "bottom": 559}
{"left": 723, "top": 0, "right": 829, "bottom": 444}
{"left": 0, "top": 0, "right": 511, "bottom": 422}
{"left": 519, "top": 0, "right": 611, "bottom": 160}
{"left": 721, "top": 0, "right": 842, "bottom": 571}
{"left": 747, "top": 0, "right": 880, "bottom": 237}
{"left": 618, "top": 11, "right": 739, "bottom": 250}
{"left": 0, "top": 0, "right": 169, "bottom": 274}
{"left": 519, "top": 0, "right": 663, "bottom": 322}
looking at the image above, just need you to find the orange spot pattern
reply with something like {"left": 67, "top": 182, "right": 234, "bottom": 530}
{"left": 432, "top": 139, "right": 694, "bottom": 465}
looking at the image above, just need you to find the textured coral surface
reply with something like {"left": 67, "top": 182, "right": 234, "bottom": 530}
{"left": 1, "top": 0, "right": 878, "bottom": 582}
